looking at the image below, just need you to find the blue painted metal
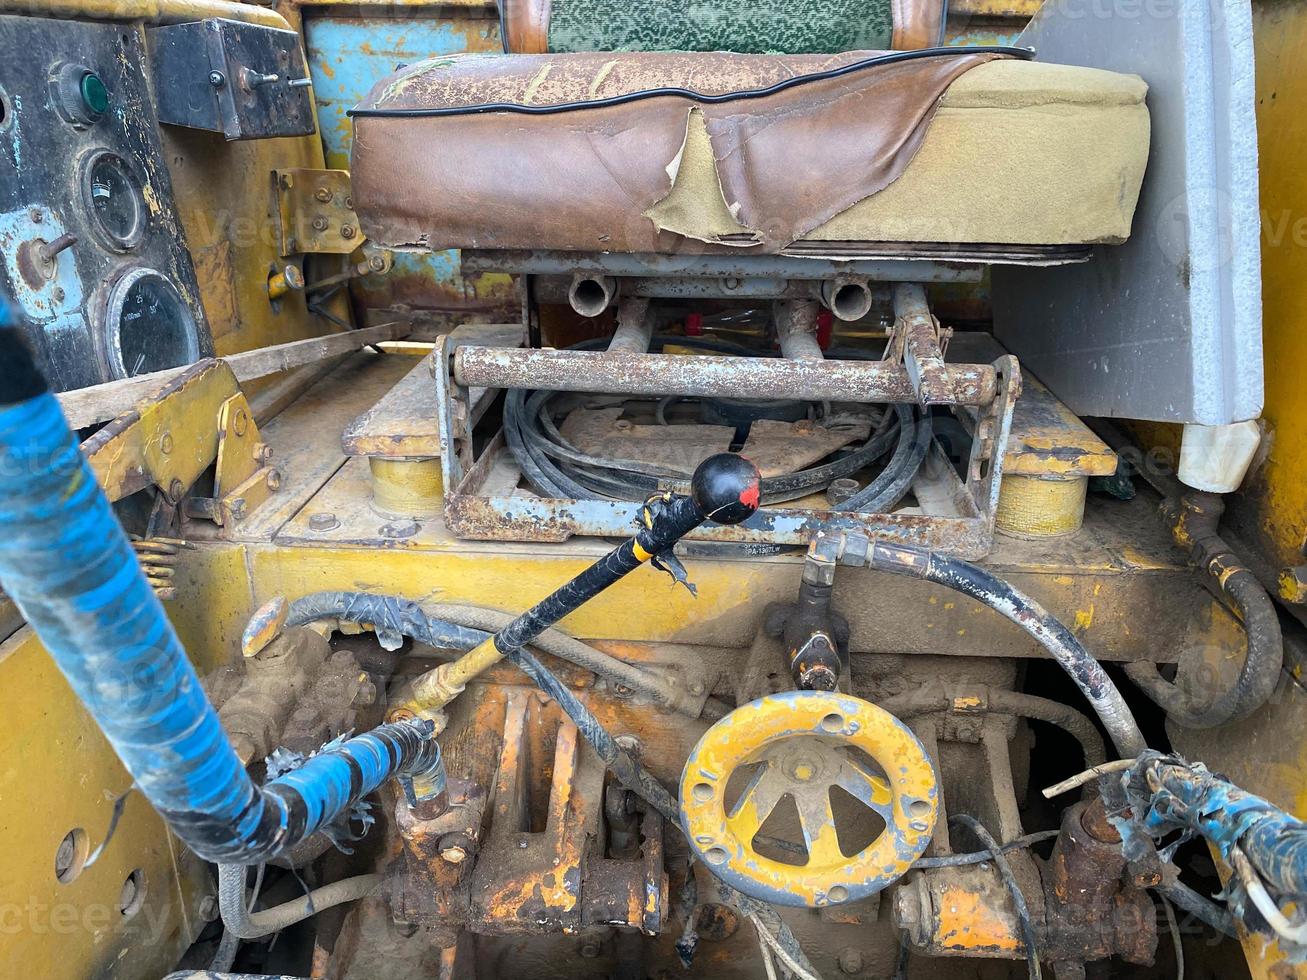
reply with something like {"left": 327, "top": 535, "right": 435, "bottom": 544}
{"left": 304, "top": 15, "right": 503, "bottom": 309}
{"left": 0, "top": 354, "right": 442, "bottom": 864}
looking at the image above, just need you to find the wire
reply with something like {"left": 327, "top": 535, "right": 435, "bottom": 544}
{"left": 912, "top": 830, "right": 1060, "bottom": 869}
{"left": 1160, "top": 894, "right": 1184, "bottom": 980}
{"left": 349, "top": 45, "right": 1036, "bottom": 118}
{"left": 748, "top": 912, "right": 826, "bottom": 980}
{"left": 1041, "top": 759, "right": 1137, "bottom": 799}
{"left": 949, "top": 815, "right": 1041, "bottom": 980}
{"left": 503, "top": 335, "right": 927, "bottom": 508}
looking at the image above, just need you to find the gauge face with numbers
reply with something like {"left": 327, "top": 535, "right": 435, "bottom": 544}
{"left": 81, "top": 150, "right": 146, "bottom": 251}
{"left": 103, "top": 267, "right": 199, "bottom": 378}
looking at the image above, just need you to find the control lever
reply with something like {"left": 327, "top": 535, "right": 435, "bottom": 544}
{"left": 408, "top": 453, "right": 761, "bottom": 712}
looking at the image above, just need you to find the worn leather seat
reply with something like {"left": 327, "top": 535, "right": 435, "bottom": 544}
{"left": 352, "top": 50, "right": 1149, "bottom": 257}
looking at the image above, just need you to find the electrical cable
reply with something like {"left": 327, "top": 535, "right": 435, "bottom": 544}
{"left": 348, "top": 45, "right": 1035, "bottom": 118}
{"left": 1160, "top": 894, "right": 1184, "bottom": 980}
{"left": 748, "top": 912, "right": 826, "bottom": 980}
{"left": 503, "top": 335, "right": 929, "bottom": 508}
{"left": 911, "top": 830, "right": 1060, "bottom": 869}
{"left": 949, "top": 814, "right": 1041, "bottom": 980}
{"left": 217, "top": 864, "right": 382, "bottom": 940}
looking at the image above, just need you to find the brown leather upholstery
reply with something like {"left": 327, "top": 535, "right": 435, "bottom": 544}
{"left": 353, "top": 50, "right": 998, "bottom": 254}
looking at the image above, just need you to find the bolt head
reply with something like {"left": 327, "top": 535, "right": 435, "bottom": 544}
{"left": 265, "top": 468, "right": 282, "bottom": 491}
{"left": 314, "top": 186, "right": 332, "bottom": 202}
{"left": 208, "top": 70, "right": 226, "bottom": 88}
{"left": 341, "top": 224, "right": 357, "bottom": 239}
{"left": 309, "top": 512, "right": 340, "bottom": 532}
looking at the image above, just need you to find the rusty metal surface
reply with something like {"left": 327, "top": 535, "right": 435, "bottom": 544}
{"left": 453, "top": 346, "right": 999, "bottom": 406}
{"left": 462, "top": 248, "right": 985, "bottom": 282}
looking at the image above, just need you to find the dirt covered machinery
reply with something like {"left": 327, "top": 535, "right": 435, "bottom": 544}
{"left": 1, "top": 1, "right": 1306, "bottom": 980}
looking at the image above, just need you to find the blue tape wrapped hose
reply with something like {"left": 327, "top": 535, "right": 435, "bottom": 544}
{"left": 0, "top": 323, "right": 441, "bottom": 864}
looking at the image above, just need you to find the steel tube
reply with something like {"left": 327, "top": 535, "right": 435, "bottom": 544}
{"left": 774, "top": 300, "right": 823, "bottom": 361}
{"left": 454, "top": 346, "right": 998, "bottom": 405}
{"left": 607, "top": 298, "right": 654, "bottom": 354}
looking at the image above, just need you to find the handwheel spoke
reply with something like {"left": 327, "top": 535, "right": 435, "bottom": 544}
{"left": 834, "top": 758, "right": 895, "bottom": 820}
{"left": 793, "top": 785, "right": 843, "bottom": 866}
{"left": 726, "top": 763, "right": 788, "bottom": 841}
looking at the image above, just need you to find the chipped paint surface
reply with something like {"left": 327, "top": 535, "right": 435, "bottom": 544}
{"left": 303, "top": 14, "right": 515, "bottom": 312}
{"left": 679, "top": 690, "right": 938, "bottom": 907}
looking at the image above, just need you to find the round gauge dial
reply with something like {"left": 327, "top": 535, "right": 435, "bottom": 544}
{"left": 82, "top": 151, "right": 146, "bottom": 250}
{"left": 104, "top": 268, "right": 200, "bottom": 378}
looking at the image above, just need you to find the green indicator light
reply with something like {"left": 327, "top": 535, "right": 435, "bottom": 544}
{"left": 80, "top": 72, "right": 109, "bottom": 117}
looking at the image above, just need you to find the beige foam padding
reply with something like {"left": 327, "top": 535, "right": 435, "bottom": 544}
{"left": 649, "top": 60, "right": 1151, "bottom": 246}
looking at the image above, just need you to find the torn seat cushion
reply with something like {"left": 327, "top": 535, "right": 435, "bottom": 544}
{"left": 351, "top": 52, "right": 1149, "bottom": 255}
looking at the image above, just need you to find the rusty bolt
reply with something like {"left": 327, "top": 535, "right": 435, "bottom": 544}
{"left": 837, "top": 948, "right": 864, "bottom": 975}
{"left": 341, "top": 224, "right": 357, "bottom": 240}
{"left": 1279, "top": 566, "right": 1307, "bottom": 604}
{"left": 309, "top": 512, "right": 339, "bottom": 532}
{"left": 368, "top": 254, "right": 387, "bottom": 272}
{"left": 311, "top": 216, "right": 329, "bottom": 231}
{"left": 344, "top": 196, "right": 353, "bottom": 210}
{"left": 168, "top": 478, "right": 185, "bottom": 503}
{"left": 160, "top": 432, "right": 173, "bottom": 454}
{"left": 253, "top": 441, "right": 273, "bottom": 463}
{"left": 314, "top": 186, "right": 332, "bottom": 202}
{"left": 578, "top": 941, "right": 601, "bottom": 958}
{"left": 437, "top": 832, "right": 472, "bottom": 865}
{"left": 266, "top": 468, "right": 282, "bottom": 491}
{"left": 29, "top": 208, "right": 43, "bottom": 223}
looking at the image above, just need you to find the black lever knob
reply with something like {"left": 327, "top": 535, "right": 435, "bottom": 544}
{"left": 691, "top": 452, "right": 762, "bottom": 526}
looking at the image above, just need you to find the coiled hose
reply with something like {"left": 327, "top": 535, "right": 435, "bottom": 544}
{"left": 1124, "top": 491, "right": 1283, "bottom": 728}
{"left": 504, "top": 335, "right": 927, "bottom": 513}
{"left": 866, "top": 542, "right": 1147, "bottom": 758}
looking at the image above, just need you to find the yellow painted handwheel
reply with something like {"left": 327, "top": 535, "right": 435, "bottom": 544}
{"left": 679, "top": 691, "right": 938, "bottom": 907}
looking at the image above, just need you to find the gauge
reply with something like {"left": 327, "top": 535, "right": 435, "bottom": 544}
{"left": 81, "top": 150, "right": 145, "bottom": 251}
{"left": 103, "top": 267, "right": 200, "bottom": 378}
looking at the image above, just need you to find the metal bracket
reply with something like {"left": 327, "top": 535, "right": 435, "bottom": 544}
{"left": 204, "top": 393, "right": 280, "bottom": 527}
{"left": 273, "top": 168, "right": 362, "bottom": 256}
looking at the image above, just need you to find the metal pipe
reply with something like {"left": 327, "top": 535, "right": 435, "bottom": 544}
{"left": 607, "top": 297, "right": 653, "bottom": 354}
{"left": 568, "top": 273, "right": 616, "bottom": 317}
{"left": 0, "top": 322, "right": 442, "bottom": 865}
{"left": 0, "top": 0, "right": 290, "bottom": 28}
{"left": 773, "top": 300, "right": 823, "bottom": 361}
{"left": 821, "top": 276, "right": 874, "bottom": 322}
{"left": 454, "top": 346, "right": 998, "bottom": 405}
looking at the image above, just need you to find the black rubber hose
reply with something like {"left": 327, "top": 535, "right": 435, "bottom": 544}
{"left": 1158, "top": 878, "right": 1237, "bottom": 938}
{"left": 866, "top": 542, "right": 1147, "bottom": 758}
{"left": 1124, "top": 494, "right": 1282, "bottom": 728}
{"left": 502, "top": 335, "right": 926, "bottom": 507}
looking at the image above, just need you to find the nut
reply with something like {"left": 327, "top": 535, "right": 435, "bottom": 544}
{"left": 265, "top": 468, "right": 282, "bottom": 491}
{"left": 341, "top": 224, "right": 357, "bottom": 240}
{"left": 309, "top": 512, "right": 340, "bottom": 532}
{"left": 314, "top": 186, "right": 332, "bottom": 202}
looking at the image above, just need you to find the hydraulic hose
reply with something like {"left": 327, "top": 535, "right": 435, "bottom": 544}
{"left": 273, "top": 592, "right": 726, "bottom": 719}
{"left": 1124, "top": 491, "right": 1283, "bottom": 728}
{"left": 878, "top": 685, "right": 1106, "bottom": 770}
{"left": 866, "top": 541, "right": 1146, "bottom": 758}
{"left": 217, "top": 864, "right": 382, "bottom": 939}
{"left": 0, "top": 324, "right": 443, "bottom": 864}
